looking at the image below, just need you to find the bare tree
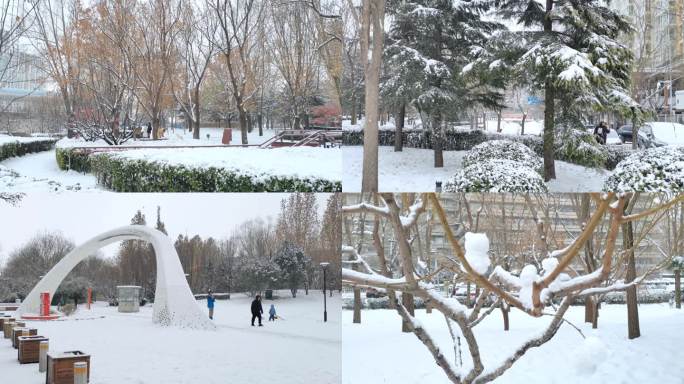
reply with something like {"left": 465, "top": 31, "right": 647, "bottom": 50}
{"left": 210, "top": 0, "right": 265, "bottom": 144}
{"left": 172, "top": 2, "right": 216, "bottom": 139}
{"left": 342, "top": 193, "right": 683, "bottom": 384}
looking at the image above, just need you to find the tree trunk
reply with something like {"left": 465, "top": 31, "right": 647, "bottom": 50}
{"left": 192, "top": 88, "right": 201, "bottom": 140}
{"left": 360, "top": 0, "right": 384, "bottom": 193}
{"left": 501, "top": 304, "right": 510, "bottom": 331}
{"left": 258, "top": 113, "right": 263, "bottom": 136}
{"left": 497, "top": 109, "right": 502, "bottom": 133}
{"left": 433, "top": 115, "right": 443, "bottom": 167}
{"left": 350, "top": 91, "right": 357, "bottom": 125}
{"left": 152, "top": 115, "right": 161, "bottom": 140}
{"left": 584, "top": 296, "right": 594, "bottom": 323}
{"left": 542, "top": 0, "right": 556, "bottom": 181}
{"left": 622, "top": 200, "right": 640, "bottom": 339}
{"left": 465, "top": 282, "right": 472, "bottom": 308}
{"left": 676, "top": 270, "right": 681, "bottom": 309}
{"left": 394, "top": 102, "right": 405, "bottom": 152}
{"left": 401, "top": 292, "right": 415, "bottom": 333}
{"left": 592, "top": 301, "right": 599, "bottom": 329}
{"left": 632, "top": 109, "right": 639, "bottom": 150}
{"left": 237, "top": 106, "right": 248, "bottom": 145}
{"left": 521, "top": 112, "right": 527, "bottom": 135}
{"left": 353, "top": 287, "right": 361, "bottom": 323}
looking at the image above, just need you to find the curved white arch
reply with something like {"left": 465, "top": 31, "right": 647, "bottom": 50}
{"left": 17, "top": 225, "right": 215, "bottom": 330}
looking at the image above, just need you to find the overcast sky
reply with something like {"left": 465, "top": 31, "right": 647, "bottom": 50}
{"left": 0, "top": 193, "right": 331, "bottom": 267}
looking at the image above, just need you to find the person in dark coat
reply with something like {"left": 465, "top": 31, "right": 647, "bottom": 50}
{"left": 593, "top": 121, "right": 610, "bottom": 145}
{"left": 147, "top": 122, "right": 153, "bottom": 138}
{"left": 251, "top": 295, "right": 263, "bottom": 326}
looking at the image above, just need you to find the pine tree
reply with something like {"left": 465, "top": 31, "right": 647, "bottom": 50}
{"left": 383, "top": 0, "right": 502, "bottom": 167}
{"left": 496, "top": 0, "right": 637, "bottom": 180}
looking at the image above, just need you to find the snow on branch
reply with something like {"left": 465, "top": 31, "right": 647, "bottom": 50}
{"left": 342, "top": 201, "right": 390, "bottom": 217}
{"left": 400, "top": 196, "right": 426, "bottom": 229}
{"left": 342, "top": 268, "right": 409, "bottom": 289}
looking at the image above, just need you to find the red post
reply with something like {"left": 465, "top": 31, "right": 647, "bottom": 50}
{"left": 40, "top": 292, "right": 50, "bottom": 316}
{"left": 221, "top": 128, "right": 232, "bottom": 144}
{"left": 87, "top": 288, "right": 92, "bottom": 310}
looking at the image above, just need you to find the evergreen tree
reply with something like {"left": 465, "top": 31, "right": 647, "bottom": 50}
{"left": 496, "top": 0, "right": 637, "bottom": 180}
{"left": 275, "top": 241, "right": 310, "bottom": 298}
{"left": 383, "top": 0, "right": 502, "bottom": 167}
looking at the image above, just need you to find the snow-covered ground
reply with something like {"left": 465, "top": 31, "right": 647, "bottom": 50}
{"left": 483, "top": 120, "right": 544, "bottom": 136}
{"left": 58, "top": 127, "right": 275, "bottom": 148}
{"left": 108, "top": 146, "right": 341, "bottom": 183}
{"left": 1, "top": 291, "right": 340, "bottom": 384}
{"left": 343, "top": 304, "right": 684, "bottom": 384}
{"left": 342, "top": 146, "right": 610, "bottom": 192}
{"left": 0, "top": 150, "right": 100, "bottom": 192}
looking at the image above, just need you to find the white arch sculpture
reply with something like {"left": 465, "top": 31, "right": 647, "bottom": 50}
{"left": 16, "top": 225, "right": 215, "bottom": 330}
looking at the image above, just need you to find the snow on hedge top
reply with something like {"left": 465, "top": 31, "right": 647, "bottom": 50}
{"left": 101, "top": 147, "right": 341, "bottom": 183}
{"left": 0, "top": 134, "right": 57, "bottom": 145}
{"left": 462, "top": 139, "right": 542, "bottom": 174}
{"left": 464, "top": 232, "right": 490, "bottom": 275}
{"left": 444, "top": 158, "right": 548, "bottom": 193}
{"left": 603, "top": 146, "right": 684, "bottom": 192}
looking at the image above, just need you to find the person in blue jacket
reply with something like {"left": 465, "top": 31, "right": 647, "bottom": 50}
{"left": 268, "top": 304, "right": 276, "bottom": 321}
{"left": 207, "top": 290, "right": 216, "bottom": 320}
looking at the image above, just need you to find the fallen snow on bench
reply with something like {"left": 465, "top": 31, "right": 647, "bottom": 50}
{"left": 106, "top": 146, "right": 342, "bottom": 182}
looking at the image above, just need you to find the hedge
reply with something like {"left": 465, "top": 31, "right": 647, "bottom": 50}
{"left": 56, "top": 148, "right": 340, "bottom": 192}
{"left": 444, "top": 159, "right": 548, "bottom": 193}
{"left": 343, "top": 128, "right": 544, "bottom": 155}
{"left": 604, "top": 146, "right": 684, "bottom": 192}
{"left": 0, "top": 138, "right": 57, "bottom": 161}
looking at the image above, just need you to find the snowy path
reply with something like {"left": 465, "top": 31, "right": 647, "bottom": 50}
{"left": 0, "top": 150, "right": 100, "bottom": 192}
{"left": 343, "top": 304, "right": 684, "bottom": 384}
{"left": 343, "top": 146, "right": 610, "bottom": 192}
{"left": 1, "top": 293, "right": 340, "bottom": 384}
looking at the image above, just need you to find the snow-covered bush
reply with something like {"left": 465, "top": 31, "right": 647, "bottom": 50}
{"left": 604, "top": 147, "right": 684, "bottom": 192}
{"left": 444, "top": 159, "right": 548, "bottom": 192}
{"left": 462, "top": 140, "right": 543, "bottom": 175}
{"left": 554, "top": 129, "right": 607, "bottom": 168}
{"left": 605, "top": 145, "right": 634, "bottom": 170}
{"left": 274, "top": 242, "right": 310, "bottom": 298}
{"left": 0, "top": 139, "right": 57, "bottom": 161}
{"left": 55, "top": 149, "right": 341, "bottom": 192}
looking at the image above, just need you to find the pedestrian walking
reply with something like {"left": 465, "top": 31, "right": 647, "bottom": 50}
{"left": 207, "top": 290, "right": 215, "bottom": 320}
{"left": 251, "top": 295, "right": 263, "bottom": 327}
{"left": 268, "top": 304, "right": 276, "bottom": 321}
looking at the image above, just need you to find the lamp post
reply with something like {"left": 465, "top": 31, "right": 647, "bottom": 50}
{"left": 320, "top": 262, "right": 330, "bottom": 322}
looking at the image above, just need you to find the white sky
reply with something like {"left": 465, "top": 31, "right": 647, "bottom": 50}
{"left": 0, "top": 193, "right": 331, "bottom": 267}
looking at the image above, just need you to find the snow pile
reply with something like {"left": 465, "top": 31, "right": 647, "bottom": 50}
{"left": 573, "top": 337, "right": 608, "bottom": 375}
{"left": 464, "top": 232, "right": 490, "bottom": 275}
{"left": 540, "top": 257, "right": 559, "bottom": 277}
{"left": 444, "top": 159, "right": 548, "bottom": 193}
{"left": 603, "top": 146, "right": 684, "bottom": 192}
{"left": 462, "top": 140, "right": 543, "bottom": 175}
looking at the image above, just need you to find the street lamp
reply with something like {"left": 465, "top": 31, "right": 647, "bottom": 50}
{"left": 320, "top": 262, "right": 330, "bottom": 322}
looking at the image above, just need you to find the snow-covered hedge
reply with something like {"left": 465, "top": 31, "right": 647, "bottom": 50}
{"left": 0, "top": 138, "right": 57, "bottom": 161}
{"left": 462, "top": 140, "right": 543, "bottom": 175}
{"left": 88, "top": 153, "right": 341, "bottom": 192}
{"left": 342, "top": 128, "right": 543, "bottom": 154}
{"left": 554, "top": 129, "right": 607, "bottom": 168}
{"left": 605, "top": 145, "right": 635, "bottom": 170}
{"left": 604, "top": 147, "right": 684, "bottom": 192}
{"left": 444, "top": 159, "right": 548, "bottom": 192}
{"left": 56, "top": 148, "right": 92, "bottom": 172}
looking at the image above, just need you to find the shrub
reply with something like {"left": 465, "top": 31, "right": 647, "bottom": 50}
{"left": 604, "top": 146, "right": 684, "bottom": 192}
{"left": 0, "top": 139, "right": 57, "bottom": 161}
{"left": 462, "top": 140, "right": 543, "bottom": 175}
{"left": 605, "top": 145, "right": 635, "bottom": 170}
{"left": 444, "top": 159, "right": 548, "bottom": 192}
{"left": 55, "top": 148, "right": 92, "bottom": 172}
{"left": 554, "top": 129, "right": 607, "bottom": 168}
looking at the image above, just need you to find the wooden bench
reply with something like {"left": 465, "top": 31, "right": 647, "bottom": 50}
{"left": 46, "top": 351, "right": 91, "bottom": 384}
{"left": 18, "top": 335, "right": 48, "bottom": 363}
{"left": 13, "top": 327, "right": 37, "bottom": 348}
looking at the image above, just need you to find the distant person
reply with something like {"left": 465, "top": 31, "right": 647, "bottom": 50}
{"left": 593, "top": 121, "right": 609, "bottom": 145}
{"left": 207, "top": 290, "right": 215, "bottom": 320}
{"left": 268, "top": 304, "right": 276, "bottom": 321}
{"left": 147, "top": 122, "right": 152, "bottom": 138}
{"left": 251, "top": 295, "right": 263, "bottom": 327}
